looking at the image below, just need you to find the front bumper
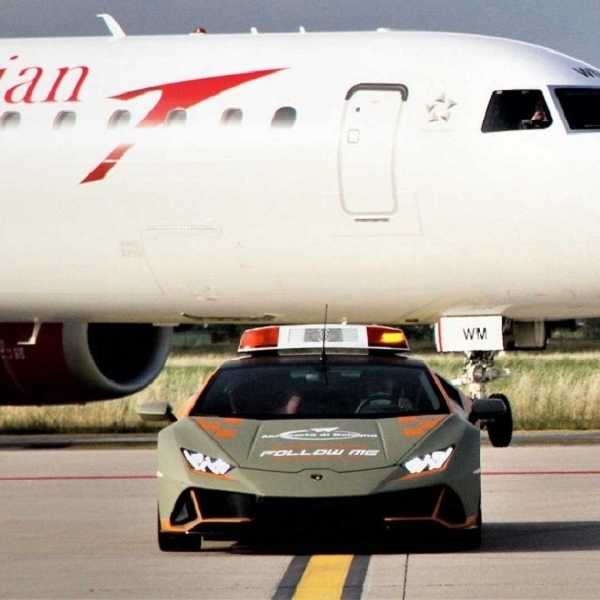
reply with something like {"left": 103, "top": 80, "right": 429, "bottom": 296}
{"left": 159, "top": 481, "right": 478, "bottom": 538}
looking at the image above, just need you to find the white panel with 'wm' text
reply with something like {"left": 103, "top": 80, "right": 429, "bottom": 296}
{"left": 435, "top": 315, "right": 504, "bottom": 352}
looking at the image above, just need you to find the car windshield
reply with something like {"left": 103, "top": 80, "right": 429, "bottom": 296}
{"left": 191, "top": 362, "right": 449, "bottom": 418}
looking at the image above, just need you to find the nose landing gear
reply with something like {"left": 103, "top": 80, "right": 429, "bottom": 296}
{"left": 452, "top": 351, "right": 513, "bottom": 447}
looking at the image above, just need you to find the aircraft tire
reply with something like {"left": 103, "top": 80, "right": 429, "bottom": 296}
{"left": 487, "top": 393, "right": 513, "bottom": 447}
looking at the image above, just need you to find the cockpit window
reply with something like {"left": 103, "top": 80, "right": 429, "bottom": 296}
{"left": 554, "top": 88, "right": 600, "bottom": 130}
{"left": 482, "top": 89, "right": 552, "bottom": 132}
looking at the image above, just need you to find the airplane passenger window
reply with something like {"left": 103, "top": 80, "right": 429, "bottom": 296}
{"left": 53, "top": 111, "right": 76, "bottom": 130}
{"left": 554, "top": 88, "right": 600, "bottom": 130}
{"left": 482, "top": 90, "right": 552, "bottom": 132}
{"left": 108, "top": 110, "right": 131, "bottom": 129}
{"left": 271, "top": 107, "right": 297, "bottom": 129}
{"left": 0, "top": 111, "right": 21, "bottom": 130}
{"left": 221, "top": 108, "right": 243, "bottom": 126}
{"left": 165, "top": 109, "right": 187, "bottom": 127}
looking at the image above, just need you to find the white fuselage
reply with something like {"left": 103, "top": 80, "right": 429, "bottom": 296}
{"left": 2, "top": 30, "right": 600, "bottom": 325}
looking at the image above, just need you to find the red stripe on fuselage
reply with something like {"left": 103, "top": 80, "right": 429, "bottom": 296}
{"left": 81, "top": 143, "right": 134, "bottom": 184}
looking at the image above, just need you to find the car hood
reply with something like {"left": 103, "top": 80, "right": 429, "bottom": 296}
{"left": 191, "top": 415, "right": 446, "bottom": 473}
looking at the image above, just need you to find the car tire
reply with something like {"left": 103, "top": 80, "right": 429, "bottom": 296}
{"left": 453, "top": 505, "right": 482, "bottom": 551}
{"left": 157, "top": 516, "right": 201, "bottom": 552}
{"left": 487, "top": 393, "right": 513, "bottom": 448}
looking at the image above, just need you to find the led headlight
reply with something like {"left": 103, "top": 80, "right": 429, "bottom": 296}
{"left": 182, "top": 448, "right": 234, "bottom": 476}
{"left": 403, "top": 446, "right": 454, "bottom": 474}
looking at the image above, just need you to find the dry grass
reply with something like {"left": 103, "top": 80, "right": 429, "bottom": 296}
{"left": 0, "top": 359, "right": 223, "bottom": 434}
{"left": 423, "top": 352, "right": 600, "bottom": 430}
{"left": 2, "top": 350, "right": 600, "bottom": 433}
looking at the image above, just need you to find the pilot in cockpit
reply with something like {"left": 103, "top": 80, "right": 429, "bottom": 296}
{"left": 531, "top": 100, "right": 549, "bottom": 122}
{"left": 520, "top": 100, "right": 550, "bottom": 129}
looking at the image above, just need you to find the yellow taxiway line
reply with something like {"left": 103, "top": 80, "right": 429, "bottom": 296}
{"left": 292, "top": 555, "right": 355, "bottom": 600}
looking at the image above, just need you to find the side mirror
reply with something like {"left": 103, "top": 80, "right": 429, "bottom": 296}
{"left": 137, "top": 401, "right": 177, "bottom": 423}
{"left": 470, "top": 397, "right": 506, "bottom": 422}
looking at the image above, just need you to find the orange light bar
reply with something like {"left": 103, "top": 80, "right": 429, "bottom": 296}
{"left": 239, "top": 324, "right": 410, "bottom": 353}
{"left": 238, "top": 326, "right": 280, "bottom": 352}
{"left": 366, "top": 326, "right": 410, "bottom": 351}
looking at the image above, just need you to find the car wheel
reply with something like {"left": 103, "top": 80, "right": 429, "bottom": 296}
{"left": 453, "top": 505, "right": 482, "bottom": 551}
{"left": 487, "top": 393, "right": 513, "bottom": 447}
{"left": 157, "top": 516, "right": 201, "bottom": 552}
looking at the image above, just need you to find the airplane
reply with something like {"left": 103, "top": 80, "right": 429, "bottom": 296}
{"left": 1, "top": 14, "right": 600, "bottom": 406}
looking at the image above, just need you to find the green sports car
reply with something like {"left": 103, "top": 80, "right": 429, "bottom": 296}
{"left": 139, "top": 324, "right": 508, "bottom": 551}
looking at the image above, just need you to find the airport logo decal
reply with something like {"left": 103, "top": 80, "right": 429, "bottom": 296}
{"left": 261, "top": 427, "right": 378, "bottom": 441}
{"left": 81, "top": 68, "right": 283, "bottom": 183}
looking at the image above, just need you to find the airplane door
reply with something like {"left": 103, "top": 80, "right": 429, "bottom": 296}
{"left": 339, "top": 83, "right": 408, "bottom": 216}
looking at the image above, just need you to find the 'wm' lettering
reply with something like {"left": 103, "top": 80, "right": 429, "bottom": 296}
{"left": 463, "top": 327, "right": 488, "bottom": 341}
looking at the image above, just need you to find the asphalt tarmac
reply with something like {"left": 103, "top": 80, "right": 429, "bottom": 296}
{"left": 1, "top": 442, "right": 599, "bottom": 599}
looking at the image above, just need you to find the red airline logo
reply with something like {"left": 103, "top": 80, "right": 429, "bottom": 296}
{"left": 81, "top": 68, "right": 282, "bottom": 183}
{"left": 0, "top": 55, "right": 88, "bottom": 103}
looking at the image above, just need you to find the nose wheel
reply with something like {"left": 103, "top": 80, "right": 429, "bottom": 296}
{"left": 452, "top": 351, "right": 513, "bottom": 447}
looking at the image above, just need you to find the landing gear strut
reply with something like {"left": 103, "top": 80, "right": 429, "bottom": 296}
{"left": 452, "top": 351, "right": 513, "bottom": 447}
